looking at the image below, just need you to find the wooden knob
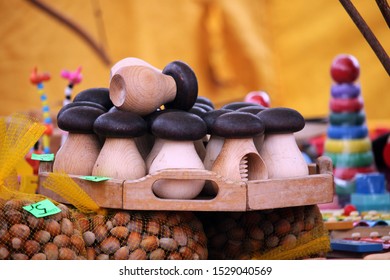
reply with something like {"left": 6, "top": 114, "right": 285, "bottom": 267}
{"left": 109, "top": 58, "right": 198, "bottom": 116}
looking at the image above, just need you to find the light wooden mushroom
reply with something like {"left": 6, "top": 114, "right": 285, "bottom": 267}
{"left": 202, "top": 109, "right": 233, "bottom": 170}
{"left": 256, "top": 107, "right": 308, "bottom": 179}
{"left": 237, "top": 105, "right": 268, "bottom": 151}
{"left": 53, "top": 102, "right": 106, "bottom": 175}
{"left": 92, "top": 107, "right": 147, "bottom": 180}
{"left": 148, "top": 111, "right": 207, "bottom": 199}
{"left": 211, "top": 112, "right": 268, "bottom": 184}
{"left": 144, "top": 109, "right": 179, "bottom": 172}
{"left": 109, "top": 58, "right": 198, "bottom": 116}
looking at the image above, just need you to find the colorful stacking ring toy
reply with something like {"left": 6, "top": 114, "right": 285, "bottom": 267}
{"left": 334, "top": 165, "right": 376, "bottom": 180}
{"left": 329, "top": 111, "right": 365, "bottom": 126}
{"left": 327, "top": 125, "right": 368, "bottom": 139}
{"left": 329, "top": 97, "right": 363, "bottom": 112}
{"left": 331, "top": 83, "right": 360, "bottom": 99}
{"left": 325, "top": 151, "right": 374, "bottom": 168}
{"left": 324, "top": 138, "right": 372, "bottom": 153}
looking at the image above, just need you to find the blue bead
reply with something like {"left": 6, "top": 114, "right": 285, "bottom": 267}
{"left": 327, "top": 125, "right": 368, "bottom": 139}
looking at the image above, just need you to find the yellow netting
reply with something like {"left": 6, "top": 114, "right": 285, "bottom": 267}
{"left": 0, "top": 113, "right": 46, "bottom": 201}
{"left": 42, "top": 172, "right": 106, "bottom": 215}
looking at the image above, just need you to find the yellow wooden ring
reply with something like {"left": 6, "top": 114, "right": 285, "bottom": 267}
{"left": 324, "top": 138, "right": 372, "bottom": 153}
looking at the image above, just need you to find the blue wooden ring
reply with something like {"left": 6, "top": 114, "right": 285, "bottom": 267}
{"left": 327, "top": 125, "right": 368, "bottom": 139}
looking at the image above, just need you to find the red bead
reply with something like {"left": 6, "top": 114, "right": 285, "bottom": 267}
{"left": 330, "top": 54, "right": 360, "bottom": 83}
{"left": 343, "top": 204, "right": 357, "bottom": 216}
{"left": 244, "top": 91, "right": 270, "bottom": 107}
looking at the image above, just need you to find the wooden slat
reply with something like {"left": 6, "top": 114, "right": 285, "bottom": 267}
{"left": 122, "top": 169, "right": 247, "bottom": 211}
{"left": 38, "top": 171, "right": 124, "bottom": 209}
{"left": 246, "top": 173, "right": 334, "bottom": 210}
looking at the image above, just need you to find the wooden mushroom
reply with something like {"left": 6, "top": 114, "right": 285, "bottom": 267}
{"left": 59, "top": 87, "right": 112, "bottom": 146}
{"left": 109, "top": 58, "right": 198, "bottom": 116}
{"left": 72, "top": 87, "right": 114, "bottom": 110}
{"left": 256, "top": 107, "right": 308, "bottom": 179}
{"left": 196, "top": 95, "right": 215, "bottom": 109}
{"left": 237, "top": 105, "right": 268, "bottom": 151}
{"left": 92, "top": 107, "right": 147, "bottom": 179}
{"left": 144, "top": 109, "right": 179, "bottom": 172}
{"left": 202, "top": 109, "right": 233, "bottom": 170}
{"left": 211, "top": 112, "right": 268, "bottom": 184}
{"left": 189, "top": 105, "right": 210, "bottom": 161}
{"left": 148, "top": 111, "right": 207, "bottom": 199}
{"left": 53, "top": 102, "right": 106, "bottom": 175}
{"left": 220, "top": 101, "right": 261, "bottom": 111}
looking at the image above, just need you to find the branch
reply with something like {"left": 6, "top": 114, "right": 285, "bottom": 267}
{"left": 26, "top": 0, "right": 111, "bottom": 66}
{"left": 339, "top": 0, "right": 390, "bottom": 75}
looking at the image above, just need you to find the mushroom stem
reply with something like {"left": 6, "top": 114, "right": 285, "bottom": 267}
{"left": 212, "top": 138, "right": 268, "bottom": 182}
{"left": 259, "top": 133, "right": 309, "bottom": 178}
{"left": 134, "top": 133, "right": 155, "bottom": 161}
{"left": 53, "top": 133, "right": 101, "bottom": 175}
{"left": 92, "top": 138, "right": 146, "bottom": 179}
{"left": 110, "top": 66, "right": 176, "bottom": 115}
{"left": 203, "top": 135, "right": 225, "bottom": 170}
{"left": 145, "top": 137, "right": 165, "bottom": 172}
{"left": 149, "top": 140, "right": 205, "bottom": 199}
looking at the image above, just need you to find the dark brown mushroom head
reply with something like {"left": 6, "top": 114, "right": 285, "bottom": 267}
{"left": 151, "top": 111, "right": 207, "bottom": 141}
{"left": 143, "top": 108, "right": 181, "bottom": 133}
{"left": 220, "top": 101, "right": 263, "bottom": 111}
{"left": 256, "top": 107, "right": 305, "bottom": 134}
{"left": 72, "top": 87, "right": 114, "bottom": 110}
{"left": 189, "top": 105, "right": 208, "bottom": 118}
{"left": 57, "top": 103, "right": 107, "bottom": 134}
{"left": 93, "top": 107, "right": 147, "bottom": 138}
{"left": 236, "top": 104, "right": 267, "bottom": 114}
{"left": 196, "top": 96, "right": 215, "bottom": 109}
{"left": 202, "top": 109, "right": 233, "bottom": 135}
{"left": 162, "top": 61, "right": 198, "bottom": 111}
{"left": 57, "top": 101, "right": 107, "bottom": 120}
{"left": 211, "top": 111, "right": 265, "bottom": 139}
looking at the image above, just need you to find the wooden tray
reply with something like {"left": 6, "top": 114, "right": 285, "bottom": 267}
{"left": 37, "top": 156, "right": 334, "bottom": 211}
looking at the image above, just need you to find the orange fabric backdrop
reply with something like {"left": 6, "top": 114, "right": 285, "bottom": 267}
{"left": 0, "top": 0, "right": 388, "bottom": 128}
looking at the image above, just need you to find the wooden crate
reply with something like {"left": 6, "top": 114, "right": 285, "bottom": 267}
{"left": 37, "top": 156, "right": 334, "bottom": 211}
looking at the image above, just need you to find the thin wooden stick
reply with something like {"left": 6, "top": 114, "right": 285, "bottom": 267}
{"left": 27, "top": 0, "right": 111, "bottom": 66}
{"left": 376, "top": 0, "right": 390, "bottom": 28}
{"left": 339, "top": 0, "right": 390, "bottom": 75}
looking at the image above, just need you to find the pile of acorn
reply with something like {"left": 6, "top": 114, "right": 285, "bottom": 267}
{"left": 54, "top": 57, "right": 309, "bottom": 200}
{"left": 0, "top": 198, "right": 208, "bottom": 260}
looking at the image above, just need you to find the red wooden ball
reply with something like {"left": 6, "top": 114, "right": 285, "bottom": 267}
{"left": 330, "top": 54, "right": 360, "bottom": 83}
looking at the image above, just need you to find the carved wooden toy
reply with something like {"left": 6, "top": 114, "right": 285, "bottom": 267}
{"left": 202, "top": 109, "right": 233, "bottom": 171}
{"left": 237, "top": 104, "right": 268, "bottom": 151}
{"left": 148, "top": 110, "right": 207, "bottom": 199}
{"left": 92, "top": 107, "right": 147, "bottom": 180}
{"left": 53, "top": 101, "right": 106, "bottom": 175}
{"left": 256, "top": 107, "right": 308, "bottom": 179}
{"left": 144, "top": 109, "right": 179, "bottom": 172}
{"left": 195, "top": 95, "right": 215, "bottom": 109}
{"left": 72, "top": 87, "right": 114, "bottom": 110}
{"left": 211, "top": 111, "right": 268, "bottom": 185}
{"left": 109, "top": 57, "right": 198, "bottom": 116}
